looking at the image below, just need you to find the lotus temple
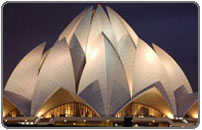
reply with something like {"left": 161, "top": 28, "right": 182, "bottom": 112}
{"left": 3, "top": 5, "right": 198, "bottom": 127}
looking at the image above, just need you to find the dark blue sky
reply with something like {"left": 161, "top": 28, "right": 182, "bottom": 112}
{"left": 3, "top": 3, "right": 198, "bottom": 92}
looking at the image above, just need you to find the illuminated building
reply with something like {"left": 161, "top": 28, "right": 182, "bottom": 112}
{"left": 3, "top": 5, "right": 198, "bottom": 127}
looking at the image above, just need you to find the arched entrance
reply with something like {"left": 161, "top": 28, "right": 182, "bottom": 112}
{"left": 35, "top": 88, "right": 100, "bottom": 117}
{"left": 115, "top": 103, "right": 164, "bottom": 118}
{"left": 42, "top": 102, "right": 99, "bottom": 118}
{"left": 115, "top": 87, "right": 174, "bottom": 118}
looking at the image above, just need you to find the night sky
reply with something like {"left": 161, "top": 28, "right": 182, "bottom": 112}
{"left": 3, "top": 3, "right": 198, "bottom": 92}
